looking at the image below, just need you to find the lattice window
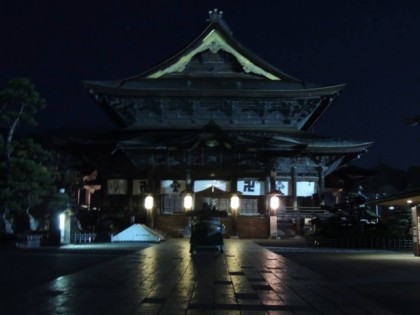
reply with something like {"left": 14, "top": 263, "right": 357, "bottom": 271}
{"left": 161, "top": 194, "right": 183, "bottom": 214}
{"left": 239, "top": 199, "right": 258, "bottom": 215}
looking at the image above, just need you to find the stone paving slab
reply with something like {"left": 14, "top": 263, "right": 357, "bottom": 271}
{"left": 0, "top": 239, "right": 397, "bottom": 315}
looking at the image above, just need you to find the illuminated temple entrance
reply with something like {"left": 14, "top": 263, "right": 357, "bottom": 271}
{"left": 78, "top": 10, "right": 371, "bottom": 238}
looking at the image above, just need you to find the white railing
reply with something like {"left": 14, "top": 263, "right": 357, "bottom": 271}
{"left": 285, "top": 207, "right": 326, "bottom": 215}
{"left": 306, "top": 236, "right": 413, "bottom": 250}
{"left": 16, "top": 234, "right": 42, "bottom": 248}
{"left": 73, "top": 233, "right": 96, "bottom": 244}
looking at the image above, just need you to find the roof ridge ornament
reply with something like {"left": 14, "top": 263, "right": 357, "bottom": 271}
{"left": 208, "top": 8, "right": 223, "bottom": 21}
{"left": 207, "top": 8, "right": 233, "bottom": 35}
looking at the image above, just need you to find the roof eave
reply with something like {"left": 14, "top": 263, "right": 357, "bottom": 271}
{"left": 83, "top": 81, "right": 345, "bottom": 98}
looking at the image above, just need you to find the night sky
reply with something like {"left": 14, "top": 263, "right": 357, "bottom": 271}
{"left": 1, "top": 0, "right": 419, "bottom": 170}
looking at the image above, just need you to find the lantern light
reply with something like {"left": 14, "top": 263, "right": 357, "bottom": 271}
{"left": 269, "top": 195, "right": 280, "bottom": 211}
{"left": 184, "top": 193, "right": 193, "bottom": 211}
{"left": 230, "top": 194, "right": 240, "bottom": 211}
{"left": 145, "top": 194, "right": 154, "bottom": 210}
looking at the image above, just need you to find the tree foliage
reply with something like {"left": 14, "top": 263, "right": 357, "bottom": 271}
{"left": 0, "top": 78, "right": 55, "bottom": 232}
{"left": 0, "top": 138, "right": 55, "bottom": 212}
{"left": 316, "top": 187, "right": 378, "bottom": 237}
{"left": 407, "top": 114, "right": 420, "bottom": 127}
{"left": 0, "top": 77, "right": 46, "bottom": 160}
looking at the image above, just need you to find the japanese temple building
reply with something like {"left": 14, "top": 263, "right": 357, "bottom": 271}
{"left": 80, "top": 9, "right": 372, "bottom": 238}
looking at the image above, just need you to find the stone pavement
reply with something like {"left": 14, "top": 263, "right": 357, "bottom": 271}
{"left": 0, "top": 239, "right": 397, "bottom": 315}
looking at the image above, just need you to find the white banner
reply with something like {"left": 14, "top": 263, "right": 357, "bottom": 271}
{"left": 275, "top": 181, "right": 289, "bottom": 195}
{"left": 107, "top": 179, "right": 128, "bottom": 195}
{"left": 160, "top": 180, "right": 187, "bottom": 194}
{"left": 194, "top": 180, "right": 229, "bottom": 192}
{"left": 132, "top": 180, "right": 148, "bottom": 195}
{"left": 237, "top": 180, "right": 265, "bottom": 196}
{"left": 297, "top": 181, "right": 315, "bottom": 197}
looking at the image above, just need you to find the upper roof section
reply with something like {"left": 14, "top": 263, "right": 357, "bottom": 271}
{"left": 84, "top": 9, "right": 345, "bottom": 131}
{"left": 137, "top": 8, "right": 300, "bottom": 81}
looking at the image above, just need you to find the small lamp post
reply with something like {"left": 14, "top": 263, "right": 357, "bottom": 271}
{"left": 144, "top": 194, "right": 154, "bottom": 228}
{"left": 230, "top": 194, "right": 240, "bottom": 212}
{"left": 268, "top": 190, "right": 283, "bottom": 239}
{"left": 269, "top": 194, "right": 280, "bottom": 215}
{"left": 230, "top": 193, "right": 240, "bottom": 236}
{"left": 59, "top": 212, "right": 65, "bottom": 243}
{"left": 183, "top": 192, "right": 194, "bottom": 237}
{"left": 183, "top": 192, "right": 194, "bottom": 212}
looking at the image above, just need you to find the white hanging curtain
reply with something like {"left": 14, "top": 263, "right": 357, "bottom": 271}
{"left": 296, "top": 181, "right": 315, "bottom": 197}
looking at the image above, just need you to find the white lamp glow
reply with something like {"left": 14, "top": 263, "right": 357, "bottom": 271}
{"left": 230, "top": 194, "right": 240, "bottom": 211}
{"left": 184, "top": 194, "right": 193, "bottom": 211}
{"left": 59, "top": 213, "right": 65, "bottom": 230}
{"left": 269, "top": 195, "right": 280, "bottom": 211}
{"left": 145, "top": 195, "right": 154, "bottom": 210}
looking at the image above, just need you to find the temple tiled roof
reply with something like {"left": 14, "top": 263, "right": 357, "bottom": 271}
{"left": 79, "top": 10, "right": 372, "bottom": 176}
{"left": 84, "top": 11, "right": 345, "bottom": 131}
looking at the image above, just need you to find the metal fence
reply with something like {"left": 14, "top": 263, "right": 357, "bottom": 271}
{"left": 73, "top": 233, "right": 96, "bottom": 244}
{"left": 16, "top": 234, "right": 42, "bottom": 248}
{"left": 306, "top": 236, "right": 413, "bottom": 250}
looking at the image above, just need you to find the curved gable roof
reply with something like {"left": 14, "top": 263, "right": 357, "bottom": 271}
{"left": 83, "top": 10, "right": 346, "bottom": 132}
{"left": 122, "top": 14, "right": 301, "bottom": 83}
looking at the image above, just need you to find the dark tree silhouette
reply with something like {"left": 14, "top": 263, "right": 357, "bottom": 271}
{"left": 0, "top": 78, "right": 55, "bottom": 234}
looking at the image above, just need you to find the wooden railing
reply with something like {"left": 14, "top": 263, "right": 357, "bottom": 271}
{"left": 155, "top": 214, "right": 189, "bottom": 237}
{"left": 154, "top": 214, "right": 270, "bottom": 238}
{"left": 237, "top": 216, "right": 269, "bottom": 238}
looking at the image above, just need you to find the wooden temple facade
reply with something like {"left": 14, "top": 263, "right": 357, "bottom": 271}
{"left": 79, "top": 10, "right": 372, "bottom": 238}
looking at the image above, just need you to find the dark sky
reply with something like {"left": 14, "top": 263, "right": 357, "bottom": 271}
{"left": 1, "top": 0, "right": 420, "bottom": 170}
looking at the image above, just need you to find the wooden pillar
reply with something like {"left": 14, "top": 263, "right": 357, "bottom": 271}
{"left": 317, "top": 166, "right": 325, "bottom": 206}
{"left": 291, "top": 166, "right": 300, "bottom": 235}
{"left": 291, "top": 167, "right": 298, "bottom": 211}
{"left": 186, "top": 169, "right": 192, "bottom": 192}
{"left": 147, "top": 169, "right": 156, "bottom": 228}
{"left": 270, "top": 169, "right": 276, "bottom": 192}
{"left": 231, "top": 176, "right": 238, "bottom": 236}
{"left": 268, "top": 170, "right": 277, "bottom": 239}
{"left": 412, "top": 205, "right": 420, "bottom": 256}
{"left": 85, "top": 188, "right": 91, "bottom": 208}
{"left": 127, "top": 178, "right": 133, "bottom": 211}
{"left": 231, "top": 177, "right": 238, "bottom": 193}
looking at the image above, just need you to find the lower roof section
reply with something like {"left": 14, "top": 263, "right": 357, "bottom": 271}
{"left": 366, "top": 187, "right": 420, "bottom": 207}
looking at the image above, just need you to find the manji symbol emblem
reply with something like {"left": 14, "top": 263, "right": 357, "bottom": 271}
{"left": 243, "top": 180, "right": 255, "bottom": 192}
{"left": 171, "top": 180, "right": 181, "bottom": 193}
{"left": 138, "top": 180, "right": 148, "bottom": 193}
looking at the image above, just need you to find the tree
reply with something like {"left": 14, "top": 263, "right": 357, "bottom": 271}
{"left": 314, "top": 184, "right": 381, "bottom": 239}
{"left": 0, "top": 78, "right": 55, "bottom": 234}
{"left": 407, "top": 114, "right": 420, "bottom": 127}
{"left": 1, "top": 138, "right": 56, "bottom": 211}
{"left": 0, "top": 77, "right": 46, "bottom": 160}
